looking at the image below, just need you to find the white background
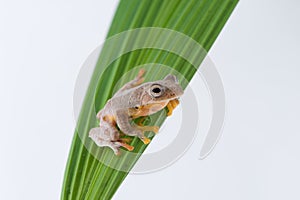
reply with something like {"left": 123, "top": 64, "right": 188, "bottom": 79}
{"left": 1, "top": 0, "right": 300, "bottom": 199}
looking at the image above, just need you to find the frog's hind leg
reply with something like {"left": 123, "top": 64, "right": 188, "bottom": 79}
{"left": 89, "top": 127, "right": 121, "bottom": 155}
{"left": 136, "top": 116, "right": 160, "bottom": 134}
{"left": 113, "top": 69, "right": 146, "bottom": 96}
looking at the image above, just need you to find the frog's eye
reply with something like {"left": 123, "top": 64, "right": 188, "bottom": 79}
{"left": 134, "top": 106, "right": 139, "bottom": 109}
{"left": 150, "top": 84, "right": 163, "bottom": 97}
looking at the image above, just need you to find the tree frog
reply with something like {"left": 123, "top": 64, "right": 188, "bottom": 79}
{"left": 89, "top": 69, "right": 184, "bottom": 155}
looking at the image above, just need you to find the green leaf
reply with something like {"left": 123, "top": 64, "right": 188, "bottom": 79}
{"left": 61, "top": 0, "right": 238, "bottom": 199}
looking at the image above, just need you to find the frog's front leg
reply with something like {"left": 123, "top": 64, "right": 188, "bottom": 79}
{"left": 135, "top": 117, "right": 160, "bottom": 134}
{"left": 115, "top": 110, "right": 151, "bottom": 144}
{"left": 166, "top": 99, "right": 180, "bottom": 116}
{"left": 136, "top": 125, "right": 159, "bottom": 134}
{"left": 114, "top": 69, "right": 145, "bottom": 96}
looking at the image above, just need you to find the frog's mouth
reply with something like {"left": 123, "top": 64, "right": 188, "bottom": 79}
{"left": 147, "top": 102, "right": 169, "bottom": 114}
{"left": 129, "top": 102, "right": 169, "bottom": 118}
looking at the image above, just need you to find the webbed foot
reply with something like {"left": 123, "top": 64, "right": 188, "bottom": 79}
{"left": 115, "top": 141, "right": 134, "bottom": 152}
{"left": 135, "top": 69, "right": 146, "bottom": 85}
{"left": 140, "top": 137, "right": 151, "bottom": 145}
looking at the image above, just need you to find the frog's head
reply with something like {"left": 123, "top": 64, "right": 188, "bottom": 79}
{"left": 142, "top": 74, "right": 184, "bottom": 105}
{"left": 128, "top": 74, "right": 184, "bottom": 118}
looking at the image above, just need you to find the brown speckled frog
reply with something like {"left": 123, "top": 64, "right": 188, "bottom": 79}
{"left": 89, "top": 69, "right": 184, "bottom": 155}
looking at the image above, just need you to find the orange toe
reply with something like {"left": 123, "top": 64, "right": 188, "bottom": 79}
{"left": 141, "top": 137, "right": 151, "bottom": 145}
{"left": 120, "top": 143, "right": 134, "bottom": 151}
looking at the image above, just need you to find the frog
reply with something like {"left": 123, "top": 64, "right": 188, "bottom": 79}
{"left": 89, "top": 69, "right": 184, "bottom": 155}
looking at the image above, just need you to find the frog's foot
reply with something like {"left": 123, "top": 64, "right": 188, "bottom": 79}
{"left": 140, "top": 136, "right": 151, "bottom": 145}
{"left": 137, "top": 69, "right": 145, "bottom": 78}
{"left": 116, "top": 141, "right": 134, "bottom": 151}
{"left": 137, "top": 125, "right": 159, "bottom": 134}
{"left": 112, "top": 147, "right": 121, "bottom": 156}
{"left": 134, "top": 69, "right": 146, "bottom": 86}
{"left": 167, "top": 99, "right": 180, "bottom": 116}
